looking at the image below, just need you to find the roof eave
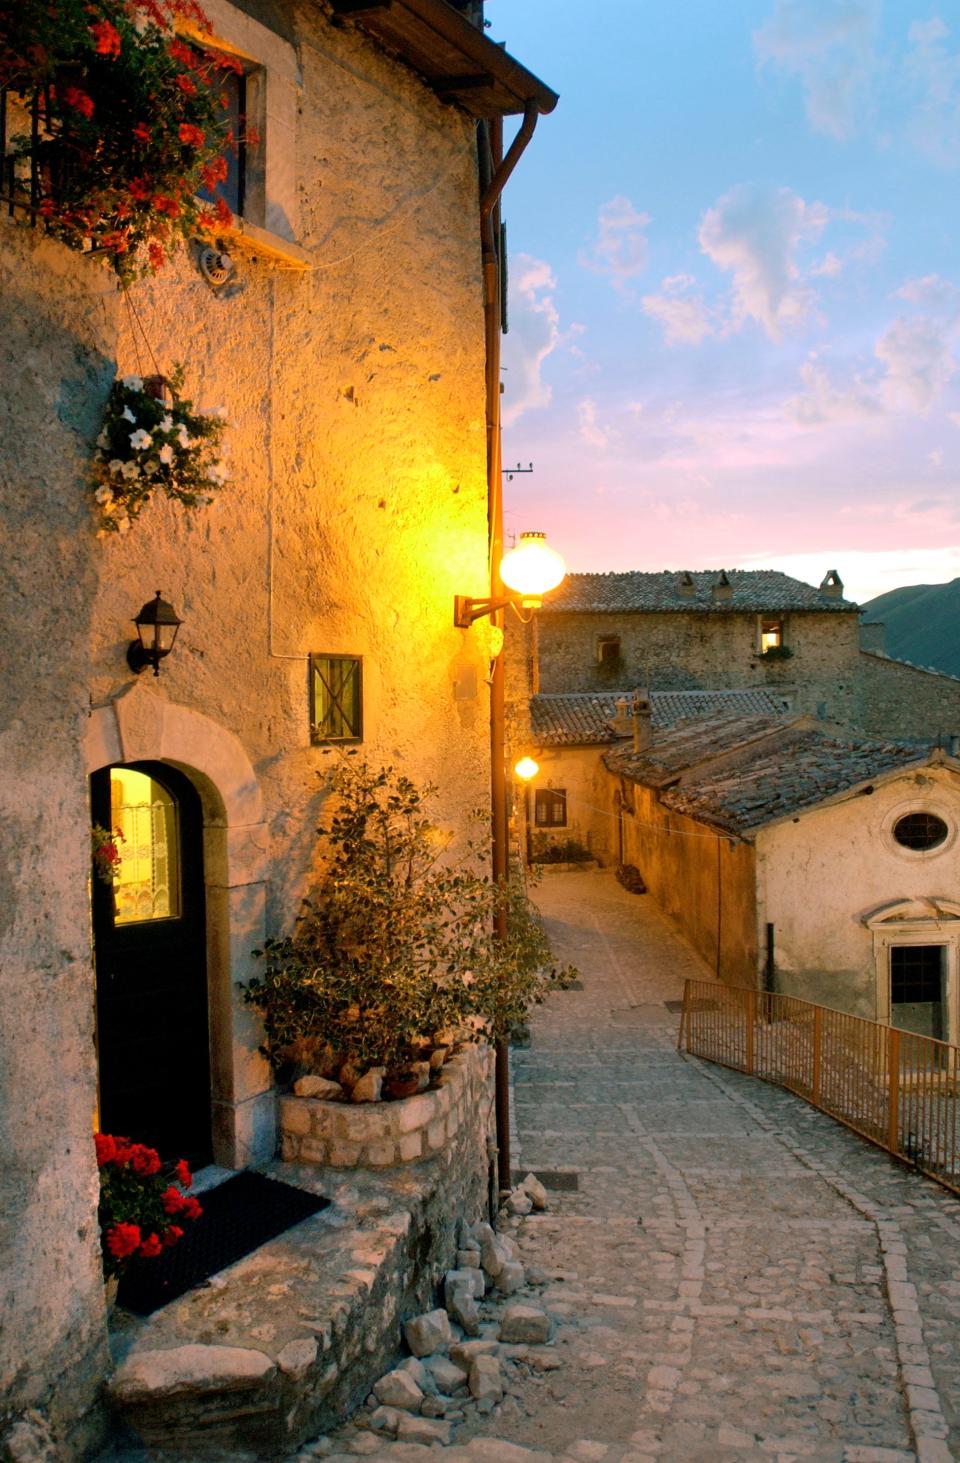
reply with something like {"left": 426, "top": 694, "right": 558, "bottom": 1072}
{"left": 328, "top": 0, "right": 559, "bottom": 117}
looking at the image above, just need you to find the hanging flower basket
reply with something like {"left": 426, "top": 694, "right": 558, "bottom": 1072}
{"left": 0, "top": 0, "right": 255, "bottom": 283}
{"left": 91, "top": 365, "right": 228, "bottom": 534}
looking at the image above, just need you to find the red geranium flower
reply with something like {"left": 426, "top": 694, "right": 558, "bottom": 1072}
{"left": 174, "top": 73, "right": 197, "bottom": 97}
{"left": 162, "top": 1225, "right": 184, "bottom": 1247}
{"left": 129, "top": 1143, "right": 161, "bottom": 1176}
{"left": 178, "top": 123, "right": 205, "bottom": 148}
{"left": 180, "top": 1195, "right": 203, "bottom": 1221}
{"left": 128, "top": 177, "right": 152, "bottom": 201}
{"left": 148, "top": 242, "right": 167, "bottom": 270}
{"left": 94, "top": 1133, "right": 117, "bottom": 1167}
{"left": 175, "top": 1159, "right": 192, "bottom": 1189}
{"left": 168, "top": 39, "right": 197, "bottom": 68}
{"left": 214, "top": 196, "right": 233, "bottom": 227}
{"left": 161, "top": 1186, "right": 185, "bottom": 1215}
{"left": 63, "top": 87, "right": 94, "bottom": 118}
{"left": 106, "top": 1222, "right": 141, "bottom": 1258}
{"left": 132, "top": 122, "right": 151, "bottom": 143}
{"left": 152, "top": 194, "right": 181, "bottom": 218}
{"left": 90, "top": 20, "right": 122, "bottom": 58}
{"left": 138, "top": 1232, "right": 163, "bottom": 1258}
{"left": 200, "top": 156, "right": 228, "bottom": 190}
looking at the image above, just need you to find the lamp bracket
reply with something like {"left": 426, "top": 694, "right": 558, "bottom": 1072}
{"left": 127, "top": 641, "right": 158, "bottom": 677}
{"left": 454, "top": 594, "right": 513, "bottom": 628}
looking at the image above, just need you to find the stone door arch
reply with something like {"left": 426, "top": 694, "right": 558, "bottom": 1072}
{"left": 84, "top": 681, "right": 274, "bottom": 1168}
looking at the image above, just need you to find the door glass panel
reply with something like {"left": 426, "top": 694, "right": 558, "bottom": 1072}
{"left": 110, "top": 768, "right": 180, "bottom": 924}
{"left": 890, "top": 944, "right": 944, "bottom": 1040}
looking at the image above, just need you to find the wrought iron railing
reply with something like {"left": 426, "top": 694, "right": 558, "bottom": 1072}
{"left": 678, "top": 978, "right": 960, "bottom": 1197}
{"left": 0, "top": 86, "right": 45, "bottom": 224}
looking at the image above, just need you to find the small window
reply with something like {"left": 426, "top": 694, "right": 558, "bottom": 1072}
{"left": 310, "top": 655, "right": 363, "bottom": 743}
{"left": 597, "top": 637, "right": 621, "bottom": 667}
{"left": 110, "top": 768, "right": 180, "bottom": 924}
{"left": 195, "top": 48, "right": 250, "bottom": 218}
{"left": 893, "top": 812, "right": 948, "bottom": 851}
{"left": 759, "top": 618, "right": 783, "bottom": 653}
{"left": 534, "top": 788, "right": 567, "bottom": 828}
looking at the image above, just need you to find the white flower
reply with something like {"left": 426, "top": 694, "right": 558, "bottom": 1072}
{"left": 145, "top": 458, "right": 160, "bottom": 476}
{"left": 94, "top": 486, "right": 113, "bottom": 504}
{"left": 176, "top": 425, "right": 191, "bottom": 448}
{"left": 122, "top": 406, "right": 136, "bottom": 424}
{"left": 120, "top": 461, "right": 140, "bottom": 480}
{"left": 121, "top": 375, "right": 143, "bottom": 392}
{"left": 129, "top": 429, "right": 152, "bottom": 451}
{"left": 96, "top": 429, "right": 110, "bottom": 449}
{"left": 158, "top": 444, "right": 174, "bottom": 465}
{"left": 160, "top": 414, "right": 174, "bottom": 433}
{"left": 109, "top": 459, "right": 125, "bottom": 475}
{"left": 207, "top": 461, "right": 228, "bottom": 484}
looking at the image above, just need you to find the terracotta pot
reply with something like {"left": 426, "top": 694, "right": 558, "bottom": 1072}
{"left": 384, "top": 1073, "right": 420, "bottom": 1100}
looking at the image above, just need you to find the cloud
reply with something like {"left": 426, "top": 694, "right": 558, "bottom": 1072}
{"left": 754, "top": 0, "right": 878, "bottom": 139}
{"left": 875, "top": 273, "right": 960, "bottom": 411}
{"left": 501, "top": 254, "right": 561, "bottom": 427}
{"left": 902, "top": 16, "right": 960, "bottom": 169}
{"left": 698, "top": 184, "right": 828, "bottom": 339}
{"left": 578, "top": 195, "right": 651, "bottom": 294}
{"left": 790, "top": 358, "right": 882, "bottom": 425}
{"left": 577, "top": 397, "right": 610, "bottom": 449}
{"left": 641, "top": 274, "right": 715, "bottom": 345}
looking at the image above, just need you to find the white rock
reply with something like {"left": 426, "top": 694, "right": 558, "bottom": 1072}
{"left": 506, "top": 1191, "right": 533, "bottom": 1216}
{"left": 425, "top": 1355, "right": 468, "bottom": 1393}
{"left": 277, "top": 1337, "right": 319, "bottom": 1377}
{"left": 519, "top": 1173, "right": 548, "bottom": 1210}
{"left": 495, "top": 1260, "right": 525, "bottom": 1294}
{"left": 498, "top": 1304, "right": 552, "bottom": 1345}
{"left": 368, "top": 1404, "right": 402, "bottom": 1435}
{"left": 293, "top": 1075, "right": 343, "bottom": 1100}
{"left": 468, "top": 1354, "right": 503, "bottom": 1404}
{"left": 404, "top": 1308, "right": 452, "bottom": 1357}
{"left": 446, "top": 1285, "right": 480, "bottom": 1336}
{"left": 444, "top": 1267, "right": 485, "bottom": 1304}
{"left": 373, "top": 1368, "right": 424, "bottom": 1411}
{"left": 395, "top": 1414, "right": 453, "bottom": 1445}
{"left": 478, "top": 1228, "right": 510, "bottom": 1279}
{"left": 108, "top": 1344, "right": 275, "bottom": 1401}
{"left": 350, "top": 1067, "right": 385, "bottom": 1103}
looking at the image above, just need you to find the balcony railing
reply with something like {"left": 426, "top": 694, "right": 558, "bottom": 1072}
{"left": 678, "top": 978, "right": 960, "bottom": 1197}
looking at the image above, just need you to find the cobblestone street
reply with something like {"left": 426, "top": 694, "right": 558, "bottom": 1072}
{"left": 101, "top": 869, "right": 960, "bottom": 1463}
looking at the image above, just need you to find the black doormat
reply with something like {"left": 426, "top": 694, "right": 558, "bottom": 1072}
{"left": 116, "top": 1171, "right": 329, "bottom": 1316}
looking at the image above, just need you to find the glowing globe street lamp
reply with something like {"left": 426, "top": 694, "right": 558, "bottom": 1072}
{"left": 454, "top": 530, "right": 566, "bottom": 627}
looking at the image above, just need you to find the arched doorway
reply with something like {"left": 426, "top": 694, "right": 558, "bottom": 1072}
{"left": 91, "top": 761, "right": 212, "bottom": 1166}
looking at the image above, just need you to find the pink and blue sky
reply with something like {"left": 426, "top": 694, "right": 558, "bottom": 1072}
{"left": 496, "top": 0, "right": 960, "bottom": 605}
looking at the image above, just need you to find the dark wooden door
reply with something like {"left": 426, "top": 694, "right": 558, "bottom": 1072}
{"left": 91, "top": 761, "right": 212, "bottom": 1167}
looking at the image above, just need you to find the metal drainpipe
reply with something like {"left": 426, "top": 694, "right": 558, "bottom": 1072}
{"left": 479, "top": 100, "right": 539, "bottom": 1195}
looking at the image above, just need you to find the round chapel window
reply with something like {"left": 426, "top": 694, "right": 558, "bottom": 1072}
{"left": 892, "top": 812, "right": 949, "bottom": 851}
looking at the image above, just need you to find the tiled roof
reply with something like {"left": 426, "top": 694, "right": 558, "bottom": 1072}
{"left": 530, "top": 689, "right": 790, "bottom": 746}
{"left": 540, "top": 569, "right": 858, "bottom": 614}
{"left": 658, "top": 730, "right": 928, "bottom": 835}
{"left": 604, "top": 710, "right": 793, "bottom": 786}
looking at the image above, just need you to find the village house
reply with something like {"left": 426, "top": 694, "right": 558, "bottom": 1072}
{"left": 602, "top": 707, "right": 960, "bottom": 1042}
{"left": 0, "top": 1, "right": 555, "bottom": 1456}
{"left": 508, "top": 567, "right": 960, "bottom": 745}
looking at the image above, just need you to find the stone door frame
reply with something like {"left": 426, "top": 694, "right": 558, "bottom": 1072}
{"left": 866, "top": 898, "right": 960, "bottom": 1045}
{"left": 84, "top": 681, "right": 274, "bottom": 1168}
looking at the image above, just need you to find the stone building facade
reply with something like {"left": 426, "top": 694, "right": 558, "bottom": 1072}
{"left": 508, "top": 568, "right": 960, "bottom": 744}
{"left": 0, "top": 3, "right": 554, "bottom": 1454}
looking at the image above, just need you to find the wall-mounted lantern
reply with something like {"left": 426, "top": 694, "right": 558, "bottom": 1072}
{"left": 127, "top": 591, "right": 183, "bottom": 678}
{"left": 454, "top": 531, "right": 565, "bottom": 627}
{"left": 513, "top": 756, "right": 540, "bottom": 781}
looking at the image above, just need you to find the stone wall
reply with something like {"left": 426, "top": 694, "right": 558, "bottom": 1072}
{"left": 0, "top": 1, "right": 492, "bottom": 1453}
{"left": 855, "top": 652, "right": 960, "bottom": 744}
{"left": 107, "top": 1052, "right": 494, "bottom": 1457}
{"left": 279, "top": 1047, "right": 494, "bottom": 1170}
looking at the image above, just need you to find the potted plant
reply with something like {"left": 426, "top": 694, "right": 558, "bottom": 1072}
{"left": 91, "top": 366, "right": 227, "bottom": 533}
{"left": 243, "top": 759, "right": 576, "bottom": 1100}
{"left": 95, "top": 1133, "right": 202, "bottom": 1302}
{"left": 0, "top": 0, "right": 254, "bottom": 283}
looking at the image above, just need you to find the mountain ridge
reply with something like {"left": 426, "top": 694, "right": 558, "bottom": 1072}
{"left": 861, "top": 578, "right": 960, "bottom": 678}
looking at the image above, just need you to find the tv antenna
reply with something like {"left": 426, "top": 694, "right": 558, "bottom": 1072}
{"left": 503, "top": 462, "right": 534, "bottom": 481}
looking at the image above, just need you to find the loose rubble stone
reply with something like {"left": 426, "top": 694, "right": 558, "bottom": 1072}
{"left": 293, "top": 1075, "right": 343, "bottom": 1100}
{"left": 468, "top": 1354, "right": 503, "bottom": 1404}
{"left": 498, "top": 1303, "right": 552, "bottom": 1345}
{"left": 445, "top": 1267, "right": 485, "bottom": 1303}
{"left": 420, "top": 1395, "right": 448, "bottom": 1417}
{"left": 367, "top": 1405, "right": 402, "bottom": 1436}
{"left": 350, "top": 1067, "right": 385, "bottom": 1103}
{"left": 495, "top": 1260, "right": 525, "bottom": 1294}
{"left": 373, "top": 1369, "right": 424, "bottom": 1411}
{"left": 446, "top": 1286, "right": 481, "bottom": 1336}
{"left": 505, "top": 1191, "right": 533, "bottom": 1216}
{"left": 395, "top": 1414, "right": 453, "bottom": 1445}
{"left": 343, "top": 1435, "right": 380, "bottom": 1456}
{"left": 425, "top": 1356, "right": 469, "bottom": 1393}
{"left": 404, "top": 1308, "right": 453, "bottom": 1357}
{"left": 518, "top": 1173, "right": 549, "bottom": 1210}
{"left": 449, "top": 1339, "right": 499, "bottom": 1368}
{"left": 397, "top": 1356, "right": 435, "bottom": 1394}
{"left": 277, "top": 1337, "right": 319, "bottom": 1378}
{"left": 457, "top": 1247, "right": 482, "bottom": 1269}
{"left": 109, "top": 1344, "right": 276, "bottom": 1400}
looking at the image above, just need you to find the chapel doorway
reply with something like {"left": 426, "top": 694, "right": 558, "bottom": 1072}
{"left": 890, "top": 944, "right": 946, "bottom": 1041}
{"left": 91, "top": 761, "right": 212, "bottom": 1167}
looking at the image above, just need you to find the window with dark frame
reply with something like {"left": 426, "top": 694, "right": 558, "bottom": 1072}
{"left": 534, "top": 788, "right": 567, "bottom": 828}
{"left": 893, "top": 812, "right": 949, "bottom": 851}
{"left": 597, "top": 636, "right": 621, "bottom": 666}
{"left": 310, "top": 655, "right": 363, "bottom": 744}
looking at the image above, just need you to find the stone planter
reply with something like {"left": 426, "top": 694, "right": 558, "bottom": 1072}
{"left": 279, "top": 1045, "right": 493, "bottom": 1170}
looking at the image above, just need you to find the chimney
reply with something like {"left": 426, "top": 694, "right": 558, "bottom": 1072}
{"left": 711, "top": 570, "right": 732, "bottom": 602}
{"left": 677, "top": 571, "right": 695, "bottom": 599}
{"left": 611, "top": 695, "right": 632, "bottom": 738}
{"left": 819, "top": 569, "right": 843, "bottom": 600}
{"left": 631, "top": 689, "right": 653, "bottom": 751}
